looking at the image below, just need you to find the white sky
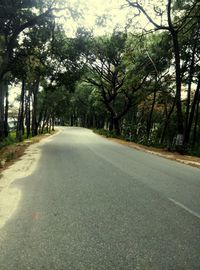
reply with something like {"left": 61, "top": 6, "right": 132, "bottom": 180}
{"left": 59, "top": 0, "right": 151, "bottom": 36}
{"left": 59, "top": 0, "right": 168, "bottom": 37}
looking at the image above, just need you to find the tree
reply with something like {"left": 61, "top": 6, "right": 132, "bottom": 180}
{"left": 0, "top": 0, "right": 63, "bottom": 139}
{"left": 125, "top": 0, "right": 200, "bottom": 151}
{"left": 70, "top": 82, "right": 107, "bottom": 128}
{"left": 80, "top": 31, "right": 149, "bottom": 135}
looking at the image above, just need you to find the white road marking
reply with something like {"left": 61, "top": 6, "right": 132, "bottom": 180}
{"left": 168, "top": 198, "right": 200, "bottom": 220}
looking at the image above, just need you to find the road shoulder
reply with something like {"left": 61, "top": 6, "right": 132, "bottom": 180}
{"left": 101, "top": 136, "right": 200, "bottom": 169}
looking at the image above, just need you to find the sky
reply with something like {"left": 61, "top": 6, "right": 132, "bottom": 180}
{"left": 59, "top": 0, "right": 151, "bottom": 37}
{"left": 59, "top": 0, "right": 168, "bottom": 37}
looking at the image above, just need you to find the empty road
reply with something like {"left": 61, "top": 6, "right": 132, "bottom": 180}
{"left": 0, "top": 127, "right": 200, "bottom": 269}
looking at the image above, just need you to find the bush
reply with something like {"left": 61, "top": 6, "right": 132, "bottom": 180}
{"left": 187, "top": 146, "right": 200, "bottom": 157}
{"left": 93, "top": 129, "right": 122, "bottom": 139}
{"left": 0, "top": 136, "right": 16, "bottom": 149}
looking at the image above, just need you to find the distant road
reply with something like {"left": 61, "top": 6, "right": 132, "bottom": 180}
{"left": 0, "top": 127, "right": 200, "bottom": 269}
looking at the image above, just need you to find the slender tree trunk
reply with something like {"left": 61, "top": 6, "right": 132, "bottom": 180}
{"left": 41, "top": 108, "right": 48, "bottom": 134}
{"left": 49, "top": 118, "right": 52, "bottom": 133}
{"left": 46, "top": 117, "right": 50, "bottom": 133}
{"left": 37, "top": 106, "right": 45, "bottom": 134}
{"left": 70, "top": 115, "right": 74, "bottom": 126}
{"left": 160, "top": 98, "right": 176, "bottom": 144}
{"left": 184, "top": 37, "right": 197, "bottom": 143}
{"left": 109, "top": 117, "right": 114, "bottom": 132}
{"left": 113, "top": 117, "right": 120, "bottom": 135}
{"left": 41, "top": 121, "right": 45, "bottom": 134}
{"left": 25, "top": 89, "right": 31, "bottom": 138}
{"left": 192, "top": 92, "right": 200, "bottom": 147}
{"left": 16, "top": 79, "right": 26, "bottom": 141}
{"left": 185, "top": 75, "right": 200, "bottom": 145}
{"left": 4, "top": 82, "right": 9, "bottom": 137}
{"left": 0, "top": 80, "right": 5, "bottom": 140}
{"left": 172, "top": 31, "right": 184, "bottom": 144}
{"left": 147, "top": 86, "right": 157, "bottom": 141}
{"left": 31, "top": 76, "right": 40, "bottom": 137}
{"left": 52, "top": 115, "right": 55, "bottom": 131}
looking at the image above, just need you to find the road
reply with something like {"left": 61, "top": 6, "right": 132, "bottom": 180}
{"left": 0, "top": 127, "right": 200, "bottom": 269}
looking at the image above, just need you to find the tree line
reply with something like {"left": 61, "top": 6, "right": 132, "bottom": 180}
{"left": 0, "top": 0, "right": 199, "bottom": 154}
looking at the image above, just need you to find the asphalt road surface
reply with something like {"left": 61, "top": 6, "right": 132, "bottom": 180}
{"left": 0, "top": 127, "right": 200, "bottom": 270}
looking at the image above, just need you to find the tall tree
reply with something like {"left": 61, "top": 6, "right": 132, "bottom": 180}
{"left": 0, "top": 0, "right": 62, "bottom": 139}
{"left": 81, "top": 31, "right": 149, "bottom": 134}
{"left": 125, "top": 0, "right": 200, "bottom": 151}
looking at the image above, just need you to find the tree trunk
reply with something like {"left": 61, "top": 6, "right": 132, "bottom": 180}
{"left": 31, "top": 77, "right": 40, "bottom": 137}
{"left": 46, "top": 118, "right": 50, "bottom": 133}
{"left": 192, "top": 91, "right": 200, "bottom": 147}
{"left": 184, "top": 36, "right": 197, "bottom": 143}
{"left": 113, "top": 117, "right": 120, "bottom": 135}
{"left": 41, "top": 108, "right": 48, "bottom": 134}
{"left": 147, "top": 86, "right": 157, "bottom": 142}
{"left": 0, "top": 80, "right": 6, "bottom": 140}
{"left": 16, "top": 79, "right": 26, "bottom": 141}
{"left": 4, "top": 82, "right": 9, "bottom": 137}
{"left": 171, "top": 31, "right": 184, "bottom": 141}
{"left": 49, "top": 118, "right": 52, "bottom": 133}
{"left": 109, "top": 117, "right": 114, "bottom": 131}
{"left": 37, "top": 106, "right": 45, "bottom": 134}
{"left": 70, "top": 115, "right": 74, "bottom": 126}
{"left": 25, "top": 89, "right": 31, "bottom": 138}
{"left": 52, "top": 115, "right": 55, "bottom": 131}
{"left": 0, "top": 80, "right": 9, "bottom": 139}
{"left": 185, "top": 75, "right": 200, "bottom": 145}
{"left": 160, "top": 98, "right": 176, "bottom": 144}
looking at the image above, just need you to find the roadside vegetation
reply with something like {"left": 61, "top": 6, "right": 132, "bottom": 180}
{"left": 0, "top": 0, "right": 200, "bottom": 157}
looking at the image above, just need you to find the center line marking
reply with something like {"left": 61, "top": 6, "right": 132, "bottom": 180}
{"left": 168, "top": 198, "right": 200, "bottom": 220}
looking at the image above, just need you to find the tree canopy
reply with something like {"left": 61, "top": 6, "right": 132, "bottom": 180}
{"left": 0, "top": 0, "right": 200, "bottom": 155}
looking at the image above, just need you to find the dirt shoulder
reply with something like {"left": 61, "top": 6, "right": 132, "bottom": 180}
{"left": 0, "top": 131, "right": 58, "bottom": 175}
{"left": 105, "top": 137, "right": 200, "bottom": 169}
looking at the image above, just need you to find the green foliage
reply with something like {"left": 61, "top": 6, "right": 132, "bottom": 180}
{"left": 93, "top": 129, "right": 122, "bottom": 139}
{"left": 188, "top": 146, "right": 200, "bottom": 158}
{"left": 0, "top": 134, "right": 16, "bottom": 149}
{"left": 0, "top": 0, "right": 200, "bottom": 155}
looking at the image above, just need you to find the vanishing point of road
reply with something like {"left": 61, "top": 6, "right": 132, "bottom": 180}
{"left": 0, "top": 127, "right": 200, "bottom": 269}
